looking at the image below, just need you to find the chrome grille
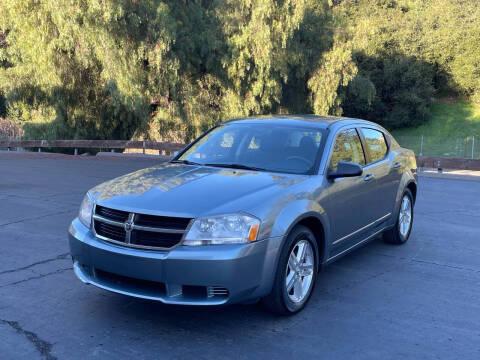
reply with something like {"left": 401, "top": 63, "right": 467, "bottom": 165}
{"left": 93, "top": 205, "right": 192, "bottom": 250}
{"left": 133, "top": 230, "right": 183, "bottom": 248}
{"left": 94, "top": 222, "right": 126, "bottom": 242}
{"left": 96, "top": 205, "right": 129, "bottom": 222}
{"left": 135, "top": 214, "right": 190, "bottom": 230}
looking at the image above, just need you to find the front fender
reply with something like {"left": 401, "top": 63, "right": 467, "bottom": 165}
{"left": 266, "top": 199, "right": 331, "bottom": 264}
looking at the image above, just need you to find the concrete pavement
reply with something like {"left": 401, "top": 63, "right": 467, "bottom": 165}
{"left": 0, "top": 153, "right": 479, "bottom": 359}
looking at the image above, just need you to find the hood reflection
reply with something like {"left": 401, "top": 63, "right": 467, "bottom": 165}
{"left": 91, "top": 163, "right": 296, "bottom": 202}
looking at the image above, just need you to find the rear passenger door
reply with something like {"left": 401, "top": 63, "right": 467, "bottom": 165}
{"left": 358, "top": 127, "right": 398, "bottom": 225}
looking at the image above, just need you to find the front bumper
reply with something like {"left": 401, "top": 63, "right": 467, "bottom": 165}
{"left": 69, "top": 218, "right": 282, "bottom": 305}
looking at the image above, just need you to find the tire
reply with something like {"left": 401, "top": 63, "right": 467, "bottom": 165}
{"left": 262, "top": 225, "right": 319, "bottom": 315}
{"left": 383, "top": 188, "right": 414, "bottom": 244}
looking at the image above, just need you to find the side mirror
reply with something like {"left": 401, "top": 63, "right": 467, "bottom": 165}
{"left": 328, "top": 161, "right": 363, "bottom": 179}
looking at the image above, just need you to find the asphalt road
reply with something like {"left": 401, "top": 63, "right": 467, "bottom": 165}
{"left": 1, "top": 153, "right": 479, "bottom": 360}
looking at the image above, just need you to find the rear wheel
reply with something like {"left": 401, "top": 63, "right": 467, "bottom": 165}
{"left": 383, "top": 188, "right": 414, "bottom": 244}
{"left": 262, "top": 225, "right": 318, "bottom": 315}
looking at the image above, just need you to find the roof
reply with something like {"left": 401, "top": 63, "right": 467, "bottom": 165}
{"left": 221, "top": 114, "right": 373, "bottom": 129}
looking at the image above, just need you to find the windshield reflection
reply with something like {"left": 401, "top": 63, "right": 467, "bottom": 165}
{"left": 178, "top": 123, "right": 325, "bottom": 175}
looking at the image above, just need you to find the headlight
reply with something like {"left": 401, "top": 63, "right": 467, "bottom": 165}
{"left": 79, "top": 192, "right": 94, "bottom": 228}
{"left": 183, "top": 213, "right": 260, "bottom": 245}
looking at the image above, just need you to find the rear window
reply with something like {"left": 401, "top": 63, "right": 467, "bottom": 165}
{"left": 361, "top": 128, "right": 388, "bottom": 163}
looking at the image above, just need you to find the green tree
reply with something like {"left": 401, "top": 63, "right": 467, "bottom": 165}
{"left": 0, "top": 0, "right": 357, "bottom": 142}
{"left": 339, "top": 0, "right": 480, "bottom": 128}
{"left": 0, "top": 0, "right": 178, "bottom": 140}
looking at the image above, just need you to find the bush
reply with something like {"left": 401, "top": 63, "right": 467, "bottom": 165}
{"left": 343, "top": 52, "right": 434, "bottom": 128}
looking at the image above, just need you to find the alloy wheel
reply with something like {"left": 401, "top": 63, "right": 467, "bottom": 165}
{"left": 399, "top": 195, "right": 412, "bottom": 238}
{"left": 285, "top": 239, "right": 315, "bottom": 304}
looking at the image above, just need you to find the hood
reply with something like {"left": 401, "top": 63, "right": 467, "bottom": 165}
{"left": 91, "top": 163, "right": 305, "bottom": 218}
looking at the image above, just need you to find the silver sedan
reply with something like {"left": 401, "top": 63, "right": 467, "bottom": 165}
{"left": 69, "top": 115, "right": 417, "bottom": 314}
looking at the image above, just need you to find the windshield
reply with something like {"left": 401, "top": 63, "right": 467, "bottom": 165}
{"left": 176, "top": 123, "right": 325, "bottom": 174}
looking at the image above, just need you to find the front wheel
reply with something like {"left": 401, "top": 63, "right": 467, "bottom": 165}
{"left": 384, "top": 188, "right": 414, "bottom": 244}
{"left": 262, "top": 225, "right": 319, "bottom": 315}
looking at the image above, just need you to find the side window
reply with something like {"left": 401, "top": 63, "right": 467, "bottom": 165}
{"left": 330, "top": 129, "right": 365, "bottom": 171}
{"left": 361, "top": 128, "right": 388, "bottom": 163}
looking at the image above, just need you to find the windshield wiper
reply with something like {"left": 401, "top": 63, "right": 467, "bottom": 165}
{"left": 204, "top": 163, "right": 267, "bottom": 171}
{"left": 170, "top": 159, "right": 202, "bottom": 166}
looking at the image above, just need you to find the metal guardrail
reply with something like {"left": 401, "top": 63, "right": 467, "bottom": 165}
{"left": 0, "top": 139, "right": 185, "bottom": 155}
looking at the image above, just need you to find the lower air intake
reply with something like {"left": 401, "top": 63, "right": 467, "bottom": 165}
{"left": 207, "top": 286, "right": 229, "bottom": 298}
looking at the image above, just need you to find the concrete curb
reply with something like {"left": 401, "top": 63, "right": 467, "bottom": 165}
{"left": 418, "top": 168, "right": 480, "bottom": 182}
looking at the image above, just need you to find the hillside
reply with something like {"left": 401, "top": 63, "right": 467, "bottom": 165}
{"left": 392, "top": 99, "right": 480, "bottom": 158}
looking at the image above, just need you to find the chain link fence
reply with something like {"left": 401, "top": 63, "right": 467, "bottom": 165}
{"left": 394, "top": 135, "right": 479, "bottom": 159}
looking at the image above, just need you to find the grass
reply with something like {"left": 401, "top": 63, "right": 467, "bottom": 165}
{"left": 391, "top": 99, "right": 480, "bottom": 158}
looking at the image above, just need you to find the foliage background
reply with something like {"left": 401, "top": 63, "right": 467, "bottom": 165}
{"left": 0, "top": 0, "right": 479, "bottom": 142}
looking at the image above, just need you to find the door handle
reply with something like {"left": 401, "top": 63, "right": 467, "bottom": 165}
{"left": 364, "top": 174, "right": 375, "bottom": 181}
{"left": 393, "top": 162, "right": 401, "bottom": 169}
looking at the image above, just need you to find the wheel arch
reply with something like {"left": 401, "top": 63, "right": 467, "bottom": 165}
{"left": 389, "top": 175, "right": 417, "bottom": 231}
{"left": 282, "top": 212, "right": 329, "bottom": 266}
{"left": 406, "top": 181, "right": 417, "bottom": 204}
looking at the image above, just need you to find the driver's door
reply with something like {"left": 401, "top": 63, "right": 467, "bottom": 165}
{"left": 322, "top": 128, "right": 376, "bottom": 257}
